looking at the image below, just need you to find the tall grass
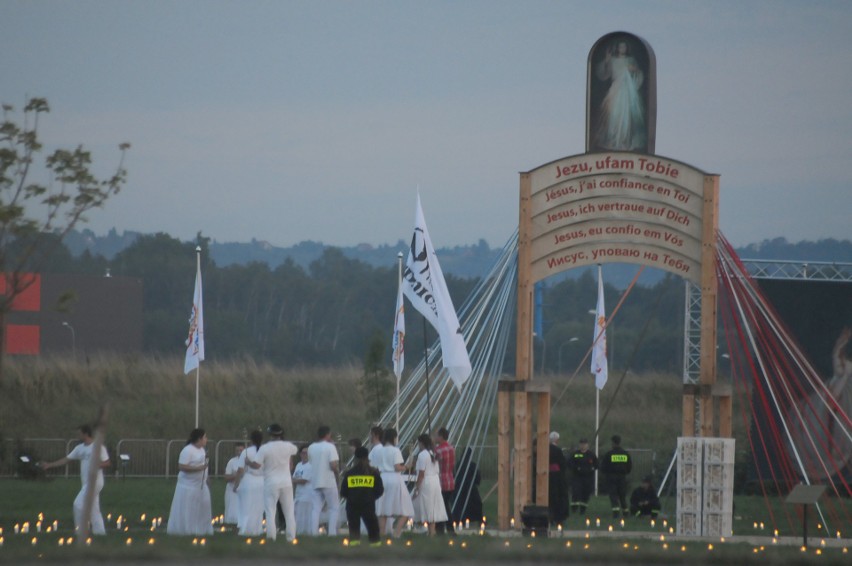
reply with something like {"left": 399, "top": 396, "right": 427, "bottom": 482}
{"left": 0, "top": 355, "right": 368, "bottom": 442}
{"left": 1, "top": 356, "right": 750, "bottom": 459}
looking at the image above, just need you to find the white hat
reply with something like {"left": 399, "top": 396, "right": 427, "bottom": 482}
{"left": 549, "top": 431, "right": 560, "bottom": 442}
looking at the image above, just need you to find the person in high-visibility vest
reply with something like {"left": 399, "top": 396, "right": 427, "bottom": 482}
{"left": 600, "top": 434, "right": 632, "bottom": 519}
{"left": 340, "top": 446, "right": 384, "bottom": 546}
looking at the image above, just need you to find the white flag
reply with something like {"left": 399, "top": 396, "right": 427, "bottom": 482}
{"left": 591, "top": 265, "right": 608, "bottom": 390}
{"left": 402, "top": 195, "right": 471, "bottom": 390}
{"left": 184, "top": 258, "right": 205, "bottom": 374}
{"left": 392, "top": 281, "right": 405, "bottom": 380}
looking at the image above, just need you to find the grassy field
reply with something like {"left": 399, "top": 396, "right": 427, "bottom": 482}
{"left": 1, "top": 357, "right": 849, "bottom": 563}
{"left": 0, "top": 478, "right": 849, "bottom": 564}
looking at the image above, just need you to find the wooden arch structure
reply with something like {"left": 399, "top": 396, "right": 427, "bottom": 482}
{"left": 496, "top": 151, "right": 728, "bottom": 529}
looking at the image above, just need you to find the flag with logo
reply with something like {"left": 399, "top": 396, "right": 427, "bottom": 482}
{"left": 184, "top": 259, "right": 205, "bottom": 374}
{"left": 402, "top": 195, "right": 471, "bottom": 390}
{"left": 591, "top": 265, "right": 608, "bottom": 390}
{"left": 392, "top": 281, "right": 405, "bottom": 380}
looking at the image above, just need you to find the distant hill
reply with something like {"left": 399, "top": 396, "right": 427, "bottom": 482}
{"left": 63, "top": 228, "right": 852, "bottom": 287}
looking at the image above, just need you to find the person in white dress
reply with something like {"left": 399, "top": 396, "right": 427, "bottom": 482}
{"left": 307, "top": 425, "right": 340, "bottom": 535}
{"left": 166, "top": 428, "right": 213, "bottom": 536}
{"left": 247, "top": 424, "right": 297, "bottom": 541}
{"left": 412, "top": 433, "right": 447, "bottom": 535}
{"left": 235, "top": 430, "right": 265, "bottom": 536}
{"left": 292, "top": 444, "right": 315, "bottom": 535}
{"left": 223, "top": 444, "right": 243, "bottom": 525}
{"left": 367, "top": 426, "right": 384, "bottom": 468}
{"left": 367, "top": 426, "right": 385, "bottom": 526}
{"left": 376, "top": 428, "right": 413, "bottom": 538}
{"left": 41, "top": 424, "right": 110, "bottom": 536}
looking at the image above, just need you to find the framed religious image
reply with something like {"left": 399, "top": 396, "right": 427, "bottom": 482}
{"left": 586, "top": 32, "right": 656, "bottom": 154}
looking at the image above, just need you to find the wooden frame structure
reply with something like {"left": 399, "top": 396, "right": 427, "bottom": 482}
{"left": 497, "top": 163, "right": 728, "bottom": 530}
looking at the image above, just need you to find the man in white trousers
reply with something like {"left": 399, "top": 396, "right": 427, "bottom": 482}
{"left": 248, "top": 423, "right": 298, "bottom": 541}
{"left": 41, "top": 424, "right": 111, "bottom": 535}
{"left": 307, "top": 425, "right": 340, "bottom": 535}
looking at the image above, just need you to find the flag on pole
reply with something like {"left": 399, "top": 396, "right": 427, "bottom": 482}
{"left": 392, "top": 281, "right": 405, "bottom": 380}
{"left": 591, "top": 265, "right": 608, "bottom": 390}
{"left": 184, "top": 257, "right": 205, "bottom": 374}
{"left": 402, "top": 195, "right": 471, "bottom": 390}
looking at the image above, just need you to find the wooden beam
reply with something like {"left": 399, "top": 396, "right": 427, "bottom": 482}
{"left": 699, "top": 175, "right": 720, "bottom": 436}
{"left": 497, "top": 388, "right": 511, "bottom": 530}
{"left": 535, "top": 391, "right": 551, "bottom": 507}
{"left": 516, "top": 172, "right": 533, "bottom": 383}
{"left": 514, "top": 390, "right": 531, "bottom": 522}
{"left": 682, "top": 384, "right": 697, "bottom": 437}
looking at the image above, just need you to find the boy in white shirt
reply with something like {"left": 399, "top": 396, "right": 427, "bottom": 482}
{"left": 247, "top": 423, "right": 298, "bottom": 541}
{"left": 307, "top": 425, "right": 340, "bottom": 535}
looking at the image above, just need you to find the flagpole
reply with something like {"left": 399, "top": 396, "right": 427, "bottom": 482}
{"left": 423, "top": 317, "right": 432, "bottom": 436}
{"left": 595, "top": 388, "right": 599, "bottom": 496}
{"left": 396, "top": 251, "right": 403, "bottom": 433}
{"left": 594, "top": 264, "right": 603, "bottom": 496}
{"left": 194, "top": 246, "right": 201, "bottom": 428}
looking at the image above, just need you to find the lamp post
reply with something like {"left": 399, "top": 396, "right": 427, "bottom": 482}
{"left": 61, "top": 322, "right": 76, "bottom": 359}
{"left": 557, "top": 337, "right": 579, "bottom": 375}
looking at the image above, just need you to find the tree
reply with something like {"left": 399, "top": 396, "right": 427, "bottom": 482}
{"left": 359, "top": 332, "right": 393, "bottom": 421}
{"left": 0, "top": 98, "right": 129, "bottom": 379}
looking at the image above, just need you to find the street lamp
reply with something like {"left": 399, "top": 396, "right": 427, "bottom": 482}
{"left": 557, "top": 337, "right": 579, "bottom": 375}
{"left": 61, "top": 321, "right": 76, "bottom": 359}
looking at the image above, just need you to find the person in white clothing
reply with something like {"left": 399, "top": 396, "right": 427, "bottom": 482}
{"left": 307, "top": 425, "right": 340, "bottom": 535}
{"left": 367, "top": 426, "right": 385, "bottom": 526}
{"left": 367, "top": 426, "right": 384, "bottom": 468}
{"left": 223, "top": 444, "right": 244, "bottom": 525}
{"left": 41, "top": 424, "right": 110, "bottom": 536}
{"left": 235, "top": 430, "right": 265, "bottom": 536}
{"left": 412, "top": 433, "right": 447, "bottom": 535}
{"left": 166, "top": 428, "right": 214, "bottom": 535}
{"left": 376, "top": 427, "right": 413, "bottom": 538}
{"left": 247, "top": 424, "right": 298, "bottom": 541}
{"left": 292, "top": 444, "right": 315, "bottom": 535}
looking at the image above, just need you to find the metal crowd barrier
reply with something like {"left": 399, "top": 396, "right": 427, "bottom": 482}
{"left": 0, "top": 438, "right": 653, "bottom": 483}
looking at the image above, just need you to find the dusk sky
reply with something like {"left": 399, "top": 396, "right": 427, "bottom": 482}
{"left": 3, "top": 0, "right": 850, "bottom": 250}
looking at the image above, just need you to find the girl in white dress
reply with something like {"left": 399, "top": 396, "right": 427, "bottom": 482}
{"left": 223, "top": 445, "right": 243, "bottom": 525}
{"left": 166, "top": 428, "right": 214, "bottom": 535}
{"left": 292, "top": 444, "right": 315, "bottom": 535}
{"left": 376, "top": 428, "right": 413, "bottom": 538}
{"left": 412, "top": 433, "right": 447, "bottom": 535}
{"left": 235, "top": 430, "right": 265, "bottom": 536}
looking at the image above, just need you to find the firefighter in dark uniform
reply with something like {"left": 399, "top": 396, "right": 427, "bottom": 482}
{"left": 569, "top": 438, "right": 597, "bottom": 517}
{"left": 630, "top": 475, "right": 661, "bottom": 518}
{"left": 340, "top": 446, "right": 384, "bottom": 546}
{"left": 600, "top": 434, "right": 632, "bottom": 519}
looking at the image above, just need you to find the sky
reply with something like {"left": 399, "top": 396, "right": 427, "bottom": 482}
{"left": 2, "top": 0, "right": 851, "bottom": 250}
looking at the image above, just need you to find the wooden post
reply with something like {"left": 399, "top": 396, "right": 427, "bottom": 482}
{"left": 497, "top": 386, "right": 511, "bottom": 530}
{"left": 682, "top": 384, "right": 697, "bottom": 437}
{"left": 699, "top": 175, "right": 720, "bottom": 437}
{"left": 535, "top": 390, "right": 551, "bottom": 506}
{"left": 714, "top": 383, "right": 733, "bottom": 438}
{"left": 514, "top": 389, "right": 530, "bottom": 520}
{"left": 504, "top": 172, "right": 535, "bottom": 527}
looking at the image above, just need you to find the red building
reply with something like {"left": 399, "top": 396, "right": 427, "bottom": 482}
{"left": 3, "top": 273, "right": 143, "bottom": 356}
